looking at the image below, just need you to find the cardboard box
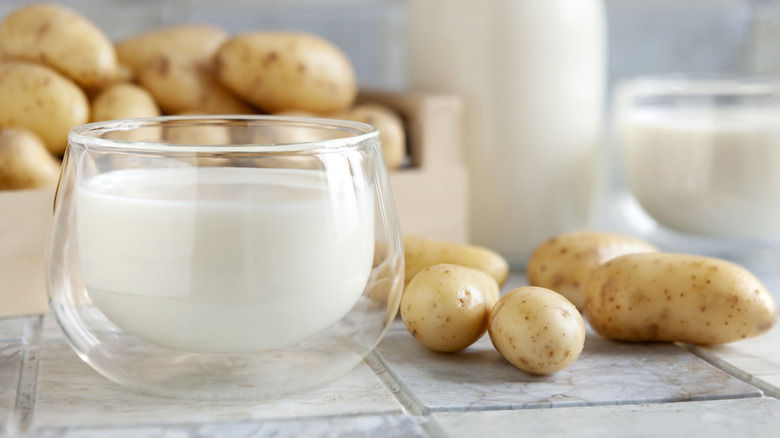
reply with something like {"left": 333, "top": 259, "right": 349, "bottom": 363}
{"left": 359, "top": 90, "right": 469, "bottom": 243}
{"left": 0, "top": 186, "right": 54, "bottom": 317}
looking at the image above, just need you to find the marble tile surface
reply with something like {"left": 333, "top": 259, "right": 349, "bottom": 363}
{"left": 430, "top": 397, "right": 780, "bottom": 438}
{"left": 375, "top": 326, "right": 762, "bottom": 414}
{"left": 0, "top": 342, "right": 22, "bottom": 431}
{"left": 0, "top": 316, "right": 32, "bottom": 341}
{"left": 687, "top": 321, "right": 780, "bottom": 398}
{"left": 29, "top": 340, "right": 404, "bottom": 431}
{"left": 30, "top": 414, "right": 428, "bottom": 438}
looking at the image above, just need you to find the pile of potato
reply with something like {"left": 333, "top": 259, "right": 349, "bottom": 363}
{"left": 0, "top": 2, "right": 406, "bottom": 190}
{"left": 400, "top": 231, "right": 778, "bottom": 376}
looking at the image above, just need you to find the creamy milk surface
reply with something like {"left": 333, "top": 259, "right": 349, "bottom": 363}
{"left": 623, "top": 108, "right": 780, "bottom": 239}
{"left": 76, "top": 167, "right": 374, "bottom": 353}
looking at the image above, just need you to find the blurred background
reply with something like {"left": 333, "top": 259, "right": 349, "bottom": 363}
{"left": 0, "top": 0, "right": 777, "bottom": 92}
{"left": 4, "top": 0, "right": 780, "bottom": 267}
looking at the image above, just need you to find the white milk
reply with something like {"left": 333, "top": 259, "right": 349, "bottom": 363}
{"left": 408, "top": 0, "right": 605, "bottom": 266}
{"left": 76, "top": 167, "right": 374, "bottom": 353}
{"left": 623, "top": 108, "right": 780, "bottom": 239}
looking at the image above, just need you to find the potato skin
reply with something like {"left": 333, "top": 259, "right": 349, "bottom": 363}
{"left": 215, "top": 32, "right": 357, "bottom": 113}
{"left": 138, "top": 54, "right": 255, "bottom": 115}
{"left": 401, "top": 263, "right": 499, "bottom": 352}
{"left": 488, "top": 286, "right": 585, "bottom": 375}
{"left": 115, "top": 24, "right": 228, "bottom": 74}
{"left": 527, "top": 231, "right": 658, "bottom": 309}
{"left": 0, "top": 61, "right": 89, "bottom": 155}
{"left": 584, "top": 252, "right": 778, "bottom": 345}
{"left": 91, "top": 82, "right": 160, "bottom": 122}
{"left": 336, "top": 103, "right": 406, "bottom": 170}
{"left": 0, "top": 127, "right": 61, "bottom": 190}
{"left": 403, "top": 236, "right": 509, "bottom": 288}
{"left": 0, "top": 3, "right": 117, "bottom": 90}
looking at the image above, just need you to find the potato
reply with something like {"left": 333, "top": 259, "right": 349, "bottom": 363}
{"left": 0, "top": 3, "right": 118, "bottom": 91}
{"left": 526, "top": 231, "right": 659, "bottom": 309}
{"left": 401, "top": 263, "right": 499, "bottom": 352}
{"left": 403, "top": 236, "right": 509, "bottom": 288}
{"left": 335, "top": 103, "right": 406, "bottom": 170}
{"left": 488, "top": 286, "right": 585, "bottom": 375}
{"left": 583, "top": 252, "right": 778, "bottom": 345}
{"left": 138, "top": 54, "right": 255, "bottom": 115}
{"left": 215, "top": 32, "right": 357, "bottom": 114}
{"left": 0, "top": 61, "right": 89, "bottom": 155}
{"left": 91, "top": 82, "right": 160, "bottom": 122}
{"left": 115, "top": 24, "right": 228, "bottom": 74}
{"left": 0, "top": 127, "right": 61, "bottom": 190}
{"left": 164, "top": 115, "right": 231, "bottom": 146}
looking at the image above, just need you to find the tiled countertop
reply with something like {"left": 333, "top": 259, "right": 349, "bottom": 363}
{"left": 2, "top": 273, "right": 780, "bottom": 437}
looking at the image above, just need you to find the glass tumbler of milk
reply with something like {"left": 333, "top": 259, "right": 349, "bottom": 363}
{"left": 47, "top": 115, "right": 404, "bottom": 399}
{"left": 607, "top": 76, "right": 780, "bottom": 274}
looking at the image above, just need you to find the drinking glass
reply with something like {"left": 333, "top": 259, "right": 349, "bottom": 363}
{"left": 47, "top": 115, "right": 404, "bottom": 400}
{"left": 605, "top": 76, "right": 780, "bottom": 276}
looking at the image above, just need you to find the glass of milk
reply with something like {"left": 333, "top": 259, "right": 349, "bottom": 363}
{"left": 47, "top": 115, "right": 404, "bottom": 399}
{"left": 606, "top": 76, "right": 780, "bottom": 272}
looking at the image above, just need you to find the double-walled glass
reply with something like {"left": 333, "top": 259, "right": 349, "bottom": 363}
{"left": 47, "top": 116, "right": 404, "bottom": 399}
{"left": 606, "top": 76, "right": 780, "bottom": 275}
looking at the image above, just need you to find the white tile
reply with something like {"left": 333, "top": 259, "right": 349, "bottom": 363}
{"left": 375, "top": 326, "right": 762, "bottom": 413}
{"left": 30, "top": 414, "right": 428, "bottom": 438}
{"left": 0, "top": 316, "right": 36, "bottom": 341}
{"left": 688, "top": 321, "right": 780, "bottom": 397}
{"left": 0, "top": 342, "right": 23, "bottom": 430}
{"left": 29, "top": 340, "right": 403, "bottom": 430}
{"left": 40, "top": 316, "right": 65, "bottom": 342}
{"left": 430, "top": 397, "right": 780, "bottom": 438}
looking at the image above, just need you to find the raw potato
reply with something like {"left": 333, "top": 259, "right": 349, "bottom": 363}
{"left": 401, "top": 263, "right": 500, "bottom": 352}
{"left": 90, "top": 82, "right": 161, "bottom": 142}
{"left": 138, "top": 54, "right": 255, "bottom": 115}
{"left": 164, "top": 115, "right": 231, "bottom": 146}
{"left": 583, "top": 252, "right": 778, "bottom": 345}
{"left": 403, "top": 236, "right": 509, "bottom": 288}
{"left": 91, "top": 82, "right": 160, "bottom": 122}
{"left": 336, "top": 103, "right": 406, "bottom": 170}
{"left": 0, "top": 3, "right": 118, "bottom": 90}
{"left": 527, "top": 231, "right": 659, "bottom": 309}
{"left": 488, "top": 286, "right": 585, "bottom": 375}
{"left": 0, "top": 127, "right": 61, "bottom": 190}
{"left": 0, "top": 61, "right": 89, "bottom": 155}
{"left": 115, "top": 23, "right": 228, "bottom": 74}
{"left": 215, "top": 32, "right": 357, "bottom": 113}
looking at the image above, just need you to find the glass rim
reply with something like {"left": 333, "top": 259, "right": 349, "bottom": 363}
{"left": 615, "top": 74, "right": 780, "bottom": 99}
{"left": 68, "top": 114, "right": 379, "bottom": 153}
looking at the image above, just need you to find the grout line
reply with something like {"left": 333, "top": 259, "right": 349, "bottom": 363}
{"left": 681, "top": 344, "right": 780, "bottom": 399}
{"left": 7, "top": 316, "right": 43, "bottom": 437}
{"left": 363, "top": 351, "right": 428, "bottom": 417}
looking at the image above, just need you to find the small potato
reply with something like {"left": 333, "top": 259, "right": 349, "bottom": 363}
{"left": 527, "top": 231, "right": 658, "bottom": 309}
{"left": 488, "top": 286, "right": 585, "bottom": 375}
{"left": 0, "top": 127, "right": 61, "bottom": 190}
{"left": 583, "top": 253, "right": 778, "bottom": 345}
{"left": 91, "top": 82, "right": 160, "bottom": 122}
{"left": 0, "top": 61, "right": 89, "bottom": 155}
{"left": 335, "top": 103, "right": 406, "bottom": 170}
{"left": 138, "top": 54, "right": 255, "bottom": 115}
{"left": 403, "top": 236, "right": 509, "bottom": 288}
{"left": 115, "top": 24, "right": 228, "bottom": 75}
{"left": 0, "top": 3, "right": 118, "bottom": 90}
{"left": 401, "top": 263, "right": 500, "bottom": 352}
{"left": 215, "top": 32, "right": 357, "bottom": 114}
{"left": 164, "top": 116, "right": 231, "bottom": 146}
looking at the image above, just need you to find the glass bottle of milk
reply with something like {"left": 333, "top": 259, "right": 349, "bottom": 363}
{"left": 408, "top": 0, "right": 606, "bottom": 267}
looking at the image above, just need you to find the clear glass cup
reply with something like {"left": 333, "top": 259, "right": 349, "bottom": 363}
{"left": 47, "top": 115, "right": 404, "bottom": 400}
{"left": 605, "top": 76, "right": 780, "bottom": 277}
